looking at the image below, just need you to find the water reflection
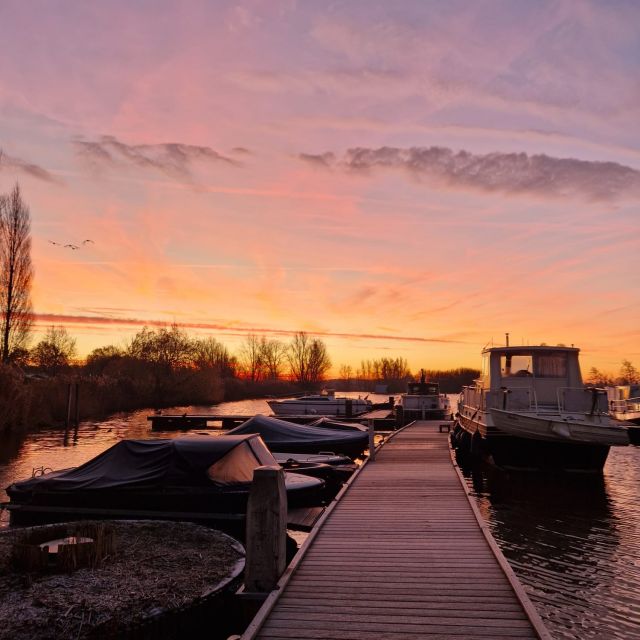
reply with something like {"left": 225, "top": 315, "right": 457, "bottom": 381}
{"left": 460, "top": 447, "right": 640, "bottom": 639}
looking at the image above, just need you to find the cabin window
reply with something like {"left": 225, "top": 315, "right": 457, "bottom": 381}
{"left": 535, "top": 354, "right": 567, "bottom": 378}
{"left": 500, "top": 354, "right": 533, "bottom": 378}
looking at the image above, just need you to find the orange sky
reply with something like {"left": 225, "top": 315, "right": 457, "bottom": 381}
{"left": 0, "top": 1, "right": 639, "bottom": 375}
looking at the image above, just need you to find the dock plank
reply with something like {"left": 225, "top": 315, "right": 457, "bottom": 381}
{"left": 243, "top": 421, "right": 549, "bottom": 640}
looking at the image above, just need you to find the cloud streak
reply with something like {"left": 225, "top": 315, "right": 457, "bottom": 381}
{"left": 73, "top": 135, "right": 239, "bottom": 180}
{"left": 300, "top": 146, "right": 640, "bottom": 201}
{"left": 0, "top": 151, "right": 59, "bottom": 183}
{"left": 32, "top": 312, "right": 468, "bottom": 345}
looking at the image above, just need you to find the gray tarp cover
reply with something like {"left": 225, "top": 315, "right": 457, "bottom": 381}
{"left": 308, "top": 417, "right": 367, "bottom": 432}
{"left": 227, "top": 415, "right": 368, "bottom": 450}
{"left": 9, "top": 435, "right": 258, "bottom": 492}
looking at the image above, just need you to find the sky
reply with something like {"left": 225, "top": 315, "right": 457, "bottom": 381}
{"left": 0, "top": 0, "right": 638, "bottom": 375}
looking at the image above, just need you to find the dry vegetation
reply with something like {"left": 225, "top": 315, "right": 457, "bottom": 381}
{"left": 0, "top": 520, "right": 245, "bottom": 640}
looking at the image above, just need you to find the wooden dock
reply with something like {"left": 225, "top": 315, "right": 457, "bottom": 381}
{"left": 242, "top": 420, "right": 549, "bottom": 640}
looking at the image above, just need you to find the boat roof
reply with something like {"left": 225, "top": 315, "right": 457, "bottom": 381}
{"left": 482, "top": 345, "right": 579, "bottom": 356}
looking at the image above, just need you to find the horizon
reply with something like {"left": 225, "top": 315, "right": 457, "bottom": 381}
{"left": 1, "top": 1, "right": 638, "bottom": 375}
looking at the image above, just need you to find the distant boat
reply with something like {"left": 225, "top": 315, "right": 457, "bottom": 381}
{"left": 452, "top": 344, "right": 630, "bottom": 472}
{"left": 606, "top": 384, "right": 640, "bottom": 425}
{"left": 267, "top": 389, "right": 372, "bottom": 416}
{"left": 227, "top": 414, "right": 369, "bottom": 457}
{"left": 4, "top": 435, "right": 324, "bottom": 527}
{"left": 396, "top": 370, "right": 451, "bottom": 421}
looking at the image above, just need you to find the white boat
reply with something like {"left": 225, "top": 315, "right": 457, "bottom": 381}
{"left": 452, "top": 343, "right": 630, "bottom": 472}
{"left": 267, "top": 390, "right": 372, "bottom": 417}
{"left": 396, "top": 370, "right": 451, "bottom": 421}
{"left": 606, "top": 385, "right": 640, "bottom": 425}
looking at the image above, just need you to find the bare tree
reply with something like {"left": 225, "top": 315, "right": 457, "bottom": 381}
{"left": 0, "top": 183, "right": 33, "bottom": 362}
{"left": 260, "top": 338, "right": 287, "bottom": 380}
{"left": 192, "top": 336, "right": 237, "bottom": 377}
{"left": 307, "top": 338, "right": 331, "bottom": 383}
{"left": 238, "top": 334, "right": 264, "bottom": 381}
{"left": 287, "top": 331, "right": 310, "bottom": 383}
{"left": 31, "top": 325, "right": 77, "bottom": 373}
{"left": 287, "top": 332, "right": 331, "bottom": 384}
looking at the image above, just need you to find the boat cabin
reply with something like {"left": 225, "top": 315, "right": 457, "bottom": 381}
{"left": 479, "top": 345, "right": 594, "bottom": 411}
{"left": 406, "top": 370, "right": 439, "bottom": 396}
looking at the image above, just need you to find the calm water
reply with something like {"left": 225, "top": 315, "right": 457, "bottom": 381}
{"left": 1, "top": 394, "right": 639, "bottom": 638}
{"left": 462, "top": 445, "right": 640, "bottom": 639}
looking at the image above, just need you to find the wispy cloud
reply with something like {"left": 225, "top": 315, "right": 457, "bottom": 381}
{"left": 32, "top": 312, "right": 468, "bottom": 345}
{"left": 73, "top": 135, "right": 240, "bottom": 180}
{"left": 300, "top": 146, "right": 640, "bottom": 201}
{"left": 0, "top": 151, "right": 59, "bottom": 184}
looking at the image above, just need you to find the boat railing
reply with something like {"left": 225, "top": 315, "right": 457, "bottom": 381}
{"left": 558, "top": 387, "right": 608, "bottom": 415}
{"left": 486, "top": 387, "right": 537, "bottom": 412}
{"left": 610, "top": 396, "right": 640, "bottom": 412}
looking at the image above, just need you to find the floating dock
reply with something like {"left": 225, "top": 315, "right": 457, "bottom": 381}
{"left": 242, "top": 420, "right": 549, "bottom": 640}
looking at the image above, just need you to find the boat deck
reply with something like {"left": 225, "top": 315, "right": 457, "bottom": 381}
{"left": 243, "top": 420, "right": 548, "bottom": 640}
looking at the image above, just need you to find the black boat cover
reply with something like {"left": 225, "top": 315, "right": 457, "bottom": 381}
{"left": 8, "top": 435, "right": 272, "bottom": 493}
{"left": 227, "top": 415, "right": 368, "bottom": 452}
{"left": 308, "top": 417, "right": 367, "bottom": 432}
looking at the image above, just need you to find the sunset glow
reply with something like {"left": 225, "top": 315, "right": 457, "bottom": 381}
{"left": 1, "top": 1, "right": 638, "bottom": 373}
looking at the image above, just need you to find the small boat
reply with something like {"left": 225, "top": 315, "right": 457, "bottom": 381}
{"left": 453, "top": 344, "right": 630, "bottom": 472}
{"left": 4, "top": 434, "right": 324, "bottom": 527}
{"left": 307, "top": 417, "right": 367, "bottom": 431}
{"left": 396, "top": 370, "right": 451, "bottom": 421}
{"left": 273, "top": 452, "right": 357, "bottom": 482}
{"left": 267, "top": 389, "right": 372, "bottom": 416}
{"left": 606, "top": 385, "right": 640, "bottom": 425}
{"left": 227, "top": 414, "right": 369, "bottom": 457}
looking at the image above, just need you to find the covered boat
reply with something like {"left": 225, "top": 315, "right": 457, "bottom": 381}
{"left": 5, "top": 434, "right": 323, "bottom": 527}
{"left": 453, "top": 344, "right": 630, "bottom": 472}
{"left": 227, "top": 414, "right": 369, "bottom": 457}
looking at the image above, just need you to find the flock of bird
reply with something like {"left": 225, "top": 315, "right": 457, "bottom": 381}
{"left": 48, "top": 239, "right": 94, "bottom": 250}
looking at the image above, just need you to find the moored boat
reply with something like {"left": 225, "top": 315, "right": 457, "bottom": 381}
{"left": 453, "top": 344, "right": 630, "bottom": 472}
{"left": 226, "top": 414, "right": 369, "bottom": 457}
{"left": 4, "top": 434, "right": 324, "bottom": 527}
{"left": 267, "top": 389, "right": 372, "bottom": 416}
{"left": 606, "top": 385, "right": 640, "bottom": 425}
{"left": 396, "top": 370, "right": 451, "bottom": 421}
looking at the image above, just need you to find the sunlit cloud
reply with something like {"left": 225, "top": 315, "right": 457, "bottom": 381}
{"left": 73, "top": 135, "right": 240, "bottom": 180}
{"left": 301, "top": 146, "right": 640, "bottom": 201}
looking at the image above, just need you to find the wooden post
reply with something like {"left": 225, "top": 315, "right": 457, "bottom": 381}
{"left": 74, "top": 382, "right": 80, "bottom": 431}
{"left": 64, "top": 383, "right": 73, "bottom": 441}
{"left": 345, "top": 398, "right": 353, "bottom": 418}
{"left": 244, "top": 465, "right": 287, "bottom": 593}
{"left": 368, "top": 419, "right": 376, "bottom": 462}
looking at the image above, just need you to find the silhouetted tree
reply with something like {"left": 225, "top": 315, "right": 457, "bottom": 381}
{"left": 31, "top": 326, "right": 77, "bottom": 373}
{"left": 260, "top": 338, "right": 287, "bottom": 380}
{"left": 238, "top": 334, "right": 264, "bottom": 381}
{"left": 192, "top": 336, "right": 236, "bottom": 377}
{"left": 307, "top": 338, "right": 331, "bottom": 383}
{"left": 619, "top": 360, "right": 639, "bottom": 385}
{"left": 0, "top": 183, "right": 33, "bottom": 362}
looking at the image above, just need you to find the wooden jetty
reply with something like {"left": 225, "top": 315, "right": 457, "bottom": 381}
{"left": 242, "top": 420, "right": 549, "bottom": 640}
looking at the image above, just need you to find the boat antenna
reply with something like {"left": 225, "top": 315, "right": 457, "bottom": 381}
{"left": 505, "top": 332, "right": 510, "bottom": 347}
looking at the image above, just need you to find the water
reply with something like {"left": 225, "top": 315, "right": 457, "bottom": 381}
{"left": 461, "top": 445, "right": 640, "bottom": 639}
{"left": 2, "top": 393, "right": 639, "bottom": 637}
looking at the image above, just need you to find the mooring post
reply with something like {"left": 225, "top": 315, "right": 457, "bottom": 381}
{"left": 63, "top": 383, "right": 73, "bottom": 441}
{"left": 74, "top": 382, "right": 80, "bottom": 436}
{"left": 368, "top": 419, "right": 376, "bottom": 461}
{"left": 244, "top": 465, "right": 287, "bottom": 593}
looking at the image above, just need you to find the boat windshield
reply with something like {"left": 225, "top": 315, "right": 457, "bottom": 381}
{"left": 206, "top": 439, "right": 276, "bottom": 485}
{"left": 501, "top": 354, "right": 533, "bottom": 378}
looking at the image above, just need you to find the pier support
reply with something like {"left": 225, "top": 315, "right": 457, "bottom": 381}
{"left": 244, "top": 466, "right": 287, "bottom": 593}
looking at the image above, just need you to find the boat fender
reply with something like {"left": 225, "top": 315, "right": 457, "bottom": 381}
{"left": 550, "top": 423, "right": 571, "bottom": 439}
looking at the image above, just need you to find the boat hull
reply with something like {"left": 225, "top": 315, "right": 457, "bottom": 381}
{"left": 490, "top": 409, "right": 630, "bottom": 446}
{"left": 267, "top": 399, "right": 370, "bottom": 416}
{"left": 454, "top": 415, "right": 614, "bottom": 473}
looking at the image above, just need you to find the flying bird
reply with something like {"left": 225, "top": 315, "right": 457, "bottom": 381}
{"left": 48, "top": 240, "right": 61, "bottom": 246}
{"left": 82, "top": 239, "right": 94, "bottom": 245}
{"left": 64, "top": 244, "right": 80, "bottom": 250}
